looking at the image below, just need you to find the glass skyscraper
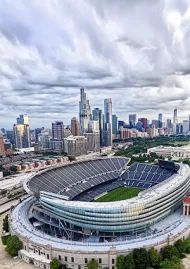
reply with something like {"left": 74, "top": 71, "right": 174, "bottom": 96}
{"left": 79, "top": 88, "right": 91, "bottom": 135}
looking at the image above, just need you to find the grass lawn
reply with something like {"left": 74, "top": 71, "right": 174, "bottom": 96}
{"left": 172, "top": 141, "right": 189, "bottom": 146}
{"left": 94, "top": 187, "right": 143, "bottom": 202}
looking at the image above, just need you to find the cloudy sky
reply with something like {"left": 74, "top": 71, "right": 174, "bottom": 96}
{"left": 1, "top": 0, "right": 190, "bottom": 129}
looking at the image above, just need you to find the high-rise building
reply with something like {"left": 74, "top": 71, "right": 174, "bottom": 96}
{"left": 173, "top": 108, "right": 177, "bottom": 124}
{"left": 13, "top": 124, "right": 30, "bottom": 149}
{"left": 3, "top": 139, "right": 13, "bottom": 154}
{"left": 104, "top": 98, "right": 112, "bottom": 146}
{"left": 84, "top": 131, "right": 100, "bottom": 153}
{"left": 136, "top": 121, "right": 143, "bottom": 132}
{"left": 112, "top": 114, "right": 118, "bottom": 138}
{"left": 79, "top": 88, "right": 91, "bottom": 135}
{"left": 0, "top": 132, "right": 5, "bottom": 155}
{"left": 52, "top": 122, "right": 64, "bottom": 139}
{"left": 88, "top": 121, "right": 99, "bottom": 132}
{"left": 183, "top": 120, "right": 189, "bottom": 134}
{"left": 38, "top": 129, "right": 51, "bottom": 149}
{"left": 166, "top": 119, "right": 172, "bottom": 129}
{"left": 149, "top": 125, "right": 159, "bottom": 138}
{"left": 35, "top": 127, "right": 44, "bottom": 142}
{"left": 138, "top": 118, "right": 148, "bottom": 130}
{"left": 92, "top": 108, "right": 104, "bottom": 146}
{"left": 119, "top": 126, "right": 132, "bottom": 139}
{"left": 6, "top": 130, "right": 15, "bottom": 145}
{"left": 71, "top": 117, "right": 80, "bottom": 136}
{"left": 64, "top": 135, "right": 87, "bottom": 156}
{"left": 1, "top": 128, "right": 6, "bottom": 134}
{"left": 129, "top": 114, "right": 137, "bottom": 126}
{"left": 158, "top": 113, "right": 162, "bottom": 128}
{"left": 17, "top": 114, "right": 29, "bottom": 125}
{"left": 152, "top": 120, "right": 158, "bottom": 128}
{"left": 51, "top": 121, "right": 64, "bottom": 150}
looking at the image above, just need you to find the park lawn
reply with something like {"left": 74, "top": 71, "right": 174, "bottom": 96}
{"left": 94, "top": 187, "right": 143, "bottom": 202}
{"left": 172, "top": 141, "right": 189, "bottom": 146}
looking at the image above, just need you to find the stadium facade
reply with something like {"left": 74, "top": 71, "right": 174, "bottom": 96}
{"left": 9, "top": 157, "right": 190, "bottom": 269}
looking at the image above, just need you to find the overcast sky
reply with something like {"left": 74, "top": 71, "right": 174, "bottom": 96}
{"left": 1, "top": 0, "right": 190, "bottom": 129}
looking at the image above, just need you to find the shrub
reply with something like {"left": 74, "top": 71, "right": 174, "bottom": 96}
{"left": 5, "top": 235, "right": 22, "bottom": 257}
{"left": 1, "top": 235, "right": 11, "bottom": 245}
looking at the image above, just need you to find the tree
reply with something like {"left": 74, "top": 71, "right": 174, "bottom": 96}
{"left": 5, "top": 235, "right": 22, "bottom": 257}
{"left": 133, "top": 248, "right": 149, "bottom": 269}
{"left": 125, "top": 252, "right": 135, "bottom": 269}
{"left": 87, "top": 259, "right": 98, "bottom": 269}
{"left": 50, "top": 258, "right": 60, "bottom": 269}
{"left": 10, "top": 166, "right": 17, "bottom": 172}
{"left": 116, "top": 255, "right": 125, "bottom": 269}
{"left": 162, "top": 245, "right": 179, "bottom": 260}
{"left": 148, "top": 248, "right": 162, "bottom": 269}
{"left": 174, "top": 240, "right": 186, "bottom": 256}
{"left": 160, "top": 256, "right": 184, "bottom": 269}
{"left": 182, "top": 238, "right": 190, "bottom": 254}
{"left": 2, "top": 214, "right": 9, "bottom": 232}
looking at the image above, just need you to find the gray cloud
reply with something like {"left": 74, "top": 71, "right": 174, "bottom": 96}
{"left": 1, "top": 0, "right": 190, "bottom": 128}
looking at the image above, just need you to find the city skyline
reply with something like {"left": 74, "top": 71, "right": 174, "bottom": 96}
{"left": 0, "top": 95, "right": 187, "bottom": 130}
{"left": 1, "top": 1, "right": 190, "bottom": 128}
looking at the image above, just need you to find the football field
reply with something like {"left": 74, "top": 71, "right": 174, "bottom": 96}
{"left": 94, "top": 187, "right": 143, "bottom": 202}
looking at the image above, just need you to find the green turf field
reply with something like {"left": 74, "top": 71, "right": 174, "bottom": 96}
{"left": 94, "top": 187, "right": 143, "bottom": 202}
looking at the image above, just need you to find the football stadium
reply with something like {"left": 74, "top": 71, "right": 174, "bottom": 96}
{"left": 10, "top": 157, "right": 190, "bottom": 269}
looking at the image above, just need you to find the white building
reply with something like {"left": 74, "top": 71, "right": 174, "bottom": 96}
{"left": 147, "top": 144, "right": 190, "bottom": 159}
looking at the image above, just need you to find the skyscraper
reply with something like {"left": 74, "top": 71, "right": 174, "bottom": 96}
{"left": 138, "top": 118, "right": 148, "bottom": 130}
{"left": 158, "top": 113, "right": 162, "bottom": 128}
{"left": 183, "top": 120, "right": 189, "bottom": 134}
{"left": 50, "top": 121, "right": 64, "bottom": 150}
{"left": 13, "top": 124, "right": 30, "bottom": 149}
{"left": 166, "top": 119, "right": 172, "bottom": 129}
{"left": 79, "top": 88, "right": 91, "bottom": 135}
{"left": 112, "top": 114, "right": 118, "bottom": 137}
{"left": 173, "top": 108, "right": 177, "bottom": 123}
{"left": 52, "top": 122, "right": 64, "bottom": 139}
{"left": 84, "top": 132, "right": 100, "bottom": 153}
{"left": 71, "top": 117, "right": 80, "bottom": 136}
{"left": 92, "top": 108, "right": 104, "bottom": 146}
{"left": 0, "top": 132, "right": 5, "bottom": 155}
{"left": 129, "top": 114, "right": 137, "bottom": 126}
{"left": 152, "top": 120, "right": 158, "bottom": 128}
{"left": 17, "top": 114, "right": 29, "bottom": 125}
{"left": 104, "top": 98, "right": 112, "bottom": 146}
{"left": 35, "top": 127, "right": 44, "bottom": 142}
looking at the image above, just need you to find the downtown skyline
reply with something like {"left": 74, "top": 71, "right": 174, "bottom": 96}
{"left": 1, "top": 1, "right": 190, "bottom": 128}
{"left": 0, "top": 87, "right": 188, "bottom": 130}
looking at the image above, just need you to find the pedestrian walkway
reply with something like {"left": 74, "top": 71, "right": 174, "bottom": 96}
{"left": 0, "top": 212, "right": 34, "bottom": 269}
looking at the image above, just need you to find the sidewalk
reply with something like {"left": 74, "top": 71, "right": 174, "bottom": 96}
{"left": 0, "top": 212, "right": 34, "bottom": 269}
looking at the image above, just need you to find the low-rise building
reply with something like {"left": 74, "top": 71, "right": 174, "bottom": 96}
{"left": 147, "top": 144, "right": 190, "bottom": 159}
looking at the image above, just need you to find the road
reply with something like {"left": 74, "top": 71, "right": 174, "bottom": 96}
{"left": 0, "top": 195, "right": 28, "bottom": 214}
